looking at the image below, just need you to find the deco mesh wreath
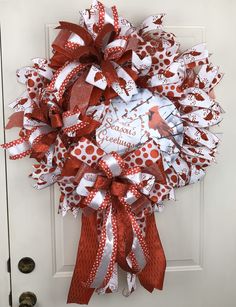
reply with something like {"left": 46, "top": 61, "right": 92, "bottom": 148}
{"left": 2, "top": 1, "right": 223, "bottom": 304}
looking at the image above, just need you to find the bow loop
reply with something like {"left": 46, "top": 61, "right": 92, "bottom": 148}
{"left": 56, "top": 21, "right": 94, "bottom": 46}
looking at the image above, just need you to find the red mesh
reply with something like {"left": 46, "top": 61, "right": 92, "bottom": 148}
{"left": 138, "top": 213, "right": 166, "bottom": 291}
{"left": 67, "top": 213, "right": 98, "bottom": 304}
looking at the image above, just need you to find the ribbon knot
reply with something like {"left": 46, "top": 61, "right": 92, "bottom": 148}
{"left": 111, "top": 180, "right": 129, "bottom": 197}
{"left": 94, "top": 175, "right": 128, "bottom": 197}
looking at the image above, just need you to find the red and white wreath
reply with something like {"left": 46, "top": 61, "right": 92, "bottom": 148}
{"left": 2, "top": 0, "right": 223, "bottom": 304}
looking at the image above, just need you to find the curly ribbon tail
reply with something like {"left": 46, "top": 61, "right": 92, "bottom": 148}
{"left": 138, "top": 213, "right": 166, "bottom": 292}
{"left": 67, "top": 213, "right": 98, "bottom": 305}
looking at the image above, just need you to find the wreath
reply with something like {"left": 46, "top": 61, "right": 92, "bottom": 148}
{"left": 2, "top": 1, "right": 223, "bottom": 304}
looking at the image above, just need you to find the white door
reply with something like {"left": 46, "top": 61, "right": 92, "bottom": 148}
{"left": 1, "top": 0, "right": 236, "bottom": 306}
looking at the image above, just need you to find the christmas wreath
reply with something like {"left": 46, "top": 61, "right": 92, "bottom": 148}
{"left": 2, "top": 1, "right": 223, "bottom": 304}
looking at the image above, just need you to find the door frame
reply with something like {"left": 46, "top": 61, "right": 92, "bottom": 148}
{"left": 0, "top": 24, "right": 11, "bottom": 307}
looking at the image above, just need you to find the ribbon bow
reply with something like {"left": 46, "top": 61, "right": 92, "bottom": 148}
{"left": 47, "top": 0, "right": 155, "bottom": 103}
{"left": 78, "top": 151, "right": 155, "bottom": 217}
{"left": 67, "top": 138, "right": 168, "bottom": 303}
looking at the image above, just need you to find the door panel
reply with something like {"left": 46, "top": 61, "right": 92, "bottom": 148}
{"left": 0, "top": 1, "right": 236, "bottom": 307}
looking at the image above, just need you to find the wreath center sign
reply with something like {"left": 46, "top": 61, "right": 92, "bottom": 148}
{"left": 96, "top": 89, "right": 184, "bottom": 161}
{"left": 1, "top": 0, "right": 223, "bottom": 304}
